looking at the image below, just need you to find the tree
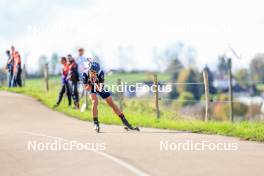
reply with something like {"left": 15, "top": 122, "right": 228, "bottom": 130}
{"left": 165, "top": 51, "right": 183, "bottom": 99}
{"left": 177, "top": 68, "right": 203, "bottom": 100}
{"left": 153, "top": 42, "right": 184, "bottom": 74}
{"left": 217, "top": 55, "right": 228, "bottom": 76}
{"left": 50, "top": 53, "right": 59, "bottom": 75}
{"left": 204, "top": 66, "right": 216, "bottom": 94}
{"left": 250, "top": 54, "right": 264, "bottom": 82}
{"left": 154, "top": 43, "right": 184, "bottom": 99}
{"left": 38, "top": 55, "right": 48, "bottom": 76}
{"left": 234, "top": 68, "right": 250, "bottom": 88}
{"left": 178, "top": 91, "right": 195, "bottom": 106}
{"left": 186, "top": 47, "right": 197, "bottom": 69}
{"left": 168, "top": 84, "right": 179, "bottom": 99}
{"left": 166, "top": 58, "right": 183, "bottom": 80}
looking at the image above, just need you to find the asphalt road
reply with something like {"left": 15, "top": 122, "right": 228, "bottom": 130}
{"left": 0, "top": 91, "right": 263, "bottom": 176}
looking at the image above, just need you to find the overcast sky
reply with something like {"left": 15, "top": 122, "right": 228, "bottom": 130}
{"left": 1, "top": 0, "right": 264, "bottom": 72}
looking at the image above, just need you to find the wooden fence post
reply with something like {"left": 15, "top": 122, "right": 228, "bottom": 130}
{"left": 203, "top": 69, "right": 209, "bottom": 122}
{"left": 228, "top": 58, "right": 234, "bottom": 122}
{"left": 153, "top": 74, "right": 160, "bottom": 119}
{"left": 44, "top": 63, "right": 49, "bottom": 92}
{"left": 117, "top": 78, "right": 123, "bottom": 111}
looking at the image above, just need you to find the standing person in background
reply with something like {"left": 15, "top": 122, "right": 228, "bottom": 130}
{"left": 5, "top": 50, "right": 13, "bottom": 87}
{"left": 11, "top": 46, "right": 22, "bottom": 87}
{"left": 76, "top": 48, "right": 90, "bottom": 79}
{"left": 53, "top": 57, "right": 72, "bottom": 108}
{"left": 67, "top": 54, "right": 80, "bottom": 109}
{"left": 76, "top": 48, "right": 90, "bottom": 98}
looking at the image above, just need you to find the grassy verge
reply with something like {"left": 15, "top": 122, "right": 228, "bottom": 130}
{"left": 1, "top": 77, "right": 264, "bottom": 142}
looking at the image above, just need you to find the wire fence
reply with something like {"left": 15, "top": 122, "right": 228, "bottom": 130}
{"left": 2, "top": 64, "right": 263, "bottom": 122}
{"left": 101, "top": 72, "right": 264, "bottom": 122}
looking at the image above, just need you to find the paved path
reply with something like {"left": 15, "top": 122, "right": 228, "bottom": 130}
{"left": 0, "top": 91, "right": 263, "bottom": 176}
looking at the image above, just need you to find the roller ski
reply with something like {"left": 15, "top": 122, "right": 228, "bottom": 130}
{"left": 121, "top": 116, "right": 140, "bottom": 132}
{"left": 124, "top": 126, "right": 140, "bottom": 131}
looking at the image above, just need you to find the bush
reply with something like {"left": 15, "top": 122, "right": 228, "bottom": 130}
{"left": 179, "top": 103, "right": 205, "bottom": 120}
{"left": 178, "top": 91, "right": 195, "bottom": 106}
{"left": 125, "top": 99, "right": 155, "bottom": 114}
{"left": 216, "top": 93, "right": 229, "bottom": 101}
{"left": 200, "top": 94, "right": 214, "bottom": 102}
{"left": 212, "top": 103, "right": 229, "bottom": 121}
{"left": 246, "top": 103, "right": 262, "bottom": 120}
{"left": 212, "top": 102, "right": 248, "bottom": 121}
{"left": 234, "top": 102, "right": 248, "bottom": 117}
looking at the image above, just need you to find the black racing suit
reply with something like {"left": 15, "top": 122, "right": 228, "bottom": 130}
{"left": 82, "top": 70, "right": 135, "bottom": 130}
{"left": 82, "top": 70, "right": 110, "bottom": 99}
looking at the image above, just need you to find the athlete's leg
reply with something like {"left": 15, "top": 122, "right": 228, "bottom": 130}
{"left": 105, "top": 96, "right": 135, "bottom": 129}
{"left": 90, "top": 93, "right": 100, "bottom": 131}
{"left": 105, "top": 96, "right": 122, "bottom": 115}
{"left": 90, "top": 93, "right": 98, "bottom": 117}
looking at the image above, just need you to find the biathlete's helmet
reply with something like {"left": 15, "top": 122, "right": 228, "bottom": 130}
{"left": 89, "top": 62, "right": 100, "bottom": 73}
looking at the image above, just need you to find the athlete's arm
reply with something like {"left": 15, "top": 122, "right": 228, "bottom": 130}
{"left": 95, "top": 71, "right": 105, "bottom": 91}
{"left": 82, "top": 72, "right": 93, "bottom": 91}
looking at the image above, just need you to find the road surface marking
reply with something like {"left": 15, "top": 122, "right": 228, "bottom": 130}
{"left": 20, "top": 131, "right": 150, "bottom": 176}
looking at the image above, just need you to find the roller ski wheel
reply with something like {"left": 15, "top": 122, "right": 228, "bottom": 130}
{"left": 124, "top": 126, "right": 140, "bottom": 132}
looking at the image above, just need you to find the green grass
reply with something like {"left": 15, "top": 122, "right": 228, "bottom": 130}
{"left": 256, "top": 84, "right": 264, "bottom": 92}
{"left": 26, "top": 72, "right": 171, "bottom": 87}
{"left": 1, "top": 75, "right": 264, "bottom": 142}
{"left": 104, "top": 72, "right": 171, "bottom": 85}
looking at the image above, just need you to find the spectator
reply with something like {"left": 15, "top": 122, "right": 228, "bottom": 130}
{"left": 53, "top": 57, "right": 72, "bottom": 108}
{"left": 67, "top": 54, "right": 80, "bottom": 109}
{"left": 5, "top": 50, "right": 13, "bottom": 87}
{"left": 11, "top": 46, "right": 22, "bottom": 87}
{"left": 76, "top": 48, "right": 90, "bottom": 79}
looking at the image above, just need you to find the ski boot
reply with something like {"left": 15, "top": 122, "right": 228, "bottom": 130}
{"left": 93, "top": 120, "right": 100, "bottom": 133}
{"left": 120, "top": 116, "right": 140, "bottom": 132}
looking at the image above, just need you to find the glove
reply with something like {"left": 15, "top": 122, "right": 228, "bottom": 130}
{"left": 62, "top": 77, "right": 68, "bottom": 84}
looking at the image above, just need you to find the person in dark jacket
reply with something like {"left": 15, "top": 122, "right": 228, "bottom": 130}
{"left": 11, "top": 46, "right": 22, "bottom": 87}
{"left": 5, "top": 50, "right": 13, "bottom": 87}
{"left": 67, "top": 54, "right": 79, "bottom": 109}
{"left": 53, "top": 57, "right": 72, "bottom": 108}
